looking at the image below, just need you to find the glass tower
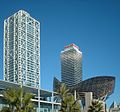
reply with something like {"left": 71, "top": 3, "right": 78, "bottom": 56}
{"left": 61, "top": 44, "right": 82, "bottom": 87}
{"left": 4, "top": 10, "right": 40, "bottom": 87}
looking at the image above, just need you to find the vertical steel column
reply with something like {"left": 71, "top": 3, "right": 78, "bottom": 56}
{"left": 52, "top": 91, "right": 54, "bottom": 112}
{"left": 38, "top": 21, "right": 41, "bottom": 112}
{"left": 38, "top": 86, "right": 40, "bottom": 112}
{"left": 74, "top": 90, "right": 76, "bottom": 100}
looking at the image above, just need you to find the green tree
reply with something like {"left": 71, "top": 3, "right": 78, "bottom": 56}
{"left": 58, "top": 83, "right": 81, "bottom": 112}
{"left": 1, "top": 87, "right": 35, "bottom": 112}
{"left": 88, "top": 100, "right": 104, "bottom": 112}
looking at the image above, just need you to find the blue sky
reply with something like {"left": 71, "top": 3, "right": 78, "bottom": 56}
{"left": 0, "top": 0, "right": 120, "bottom": 107}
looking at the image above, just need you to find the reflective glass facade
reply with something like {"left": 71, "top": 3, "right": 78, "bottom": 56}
{"left": 4, "top": 10, "right": 40, "bottom": 87}
{"left": 61, "top": 44, "right": 82, "bottom": 87}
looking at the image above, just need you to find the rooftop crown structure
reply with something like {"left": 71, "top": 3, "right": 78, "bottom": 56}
{"left": 4, "top": 10, "right": 40, "bottom": 87}
{"left": 61, "top": 43, "right": 82, "bottom": 87}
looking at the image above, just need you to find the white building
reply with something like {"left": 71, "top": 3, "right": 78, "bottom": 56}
{"left": 4, "top": 10, "right": 40, "bottom": 87}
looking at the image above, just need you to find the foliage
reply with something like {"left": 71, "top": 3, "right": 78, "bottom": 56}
{"left": 0, "top": 107, "right": 11, "bottom": 112}
{"left": 0, "top": 87, "right": 35, "bottom": 112}
{"left": 58, "top": 83, "right": 81, "bottom": 112}
{"left": 88, "top": 100, "right": 104, "bottom": 112}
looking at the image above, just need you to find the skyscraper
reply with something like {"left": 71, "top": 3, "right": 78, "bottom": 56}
{"left": 4, "top": 10, "right": 40, "bottom": 87}
{"left": 61, "top": 44, "right": 82, "bottom": 87}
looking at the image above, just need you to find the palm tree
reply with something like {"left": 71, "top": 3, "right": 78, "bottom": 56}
{"left": 66, "top": 94, "right": 81, "bottom": 112}
{"left": 2, "top": 87, "right": 21, "bottom": 112}
{"left": 1, "top": 87, "right": 35, "bottom": 112}
{"left": 58, "top": 83, "right": 81, "bottom": 112}
{"left": 88, "top": 100, "right": 104, "bottom": 112}
{"left": 57, "top": 83, "right": 69, "bottom": 112}
{"left": 21, "top": 92, "right": 35, "bottom": 112}
{"left": 58, "top": 83, "right": 69, "bottom": 99}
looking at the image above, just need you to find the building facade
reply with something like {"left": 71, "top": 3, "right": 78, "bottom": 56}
{"left": 0, "top": 80, "right": 60, "bottom": 112}
{"left": 4, "top": 10, "right": 40, "bottom": 87}
{"left": 61, "top": 43, "right": 82, "bottom": 87}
